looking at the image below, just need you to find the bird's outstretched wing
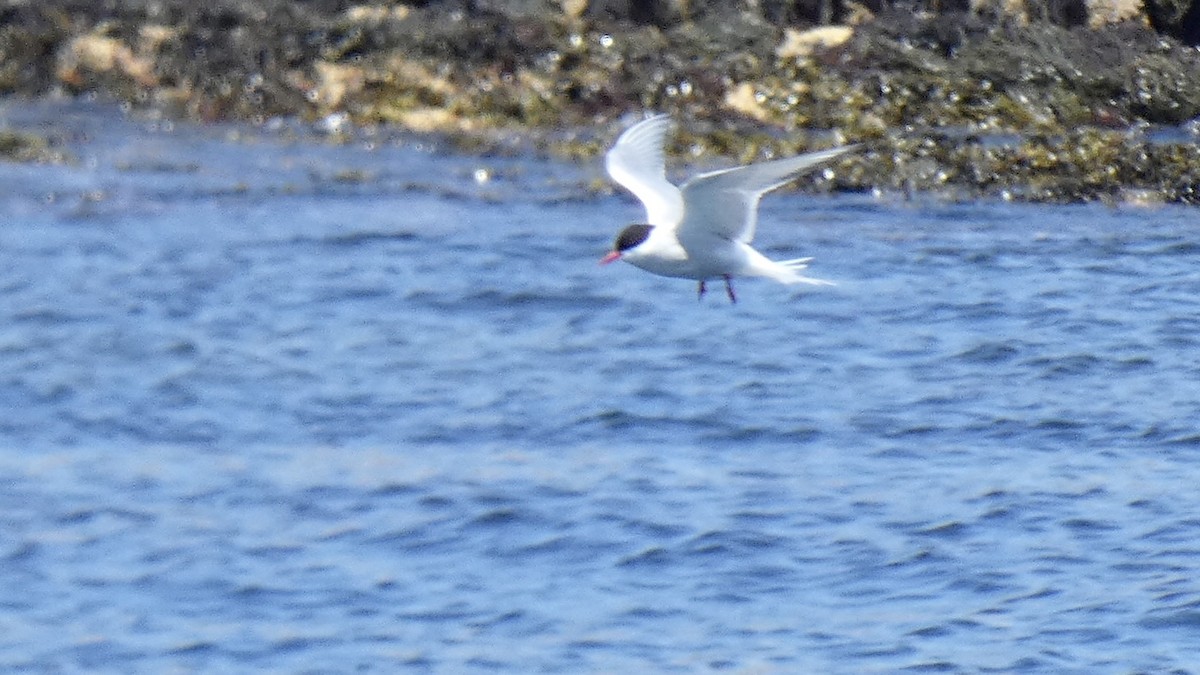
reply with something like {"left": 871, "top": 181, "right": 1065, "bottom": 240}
{"left": 605, "top": 114, "right": 685, "bottom": 228}
{"left": 679, "top": 145, "right": 858, "bottom": 243}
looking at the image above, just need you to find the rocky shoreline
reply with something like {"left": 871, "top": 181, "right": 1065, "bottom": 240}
{"left": 2, "top": 0, "right": 1200, "bottom": 203}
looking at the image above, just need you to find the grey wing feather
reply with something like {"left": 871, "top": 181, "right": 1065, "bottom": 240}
{"left": 679, "top": 144, "right": 859, "bottom": 243}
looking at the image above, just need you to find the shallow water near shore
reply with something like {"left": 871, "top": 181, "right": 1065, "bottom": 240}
{"left": 2, "top": 100, "right": 1200, "bottom": 672}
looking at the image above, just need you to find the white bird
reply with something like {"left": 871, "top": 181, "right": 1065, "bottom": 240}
{"left": 600, "top": 114, "right": 857, "bottom": 303}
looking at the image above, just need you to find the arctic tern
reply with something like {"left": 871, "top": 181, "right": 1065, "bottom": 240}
{"left": 600, "top": 114, "right": 857, "bottom": 303}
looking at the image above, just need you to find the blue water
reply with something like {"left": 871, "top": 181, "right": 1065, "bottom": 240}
{"left": 2, "top": 101, "right": 1200, "bottom": 672}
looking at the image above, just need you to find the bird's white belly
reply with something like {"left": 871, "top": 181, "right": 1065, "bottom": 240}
{"left": 625, "top": 255, "right": 705, "bottom": 279}
{"left": 623, "top": 235, "right": 749, "bottom": 280}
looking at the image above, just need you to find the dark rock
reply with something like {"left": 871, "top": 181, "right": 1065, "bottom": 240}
{"left": 1144, "top": 0, "right": 1200, "bottom": 44}
{"left": 584, "top": 0, "right": 684, "bottom": 27}
{"left": 761, "top": 0, "right": 850, "bottom": 25}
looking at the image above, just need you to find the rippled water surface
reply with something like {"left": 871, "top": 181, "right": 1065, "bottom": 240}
{"left": 3, "top": 101, "right": 1200, "bottom": 672}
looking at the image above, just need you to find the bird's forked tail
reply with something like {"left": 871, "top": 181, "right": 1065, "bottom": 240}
{"left": 767, "top": 256, "right": 835, "bottom": 286}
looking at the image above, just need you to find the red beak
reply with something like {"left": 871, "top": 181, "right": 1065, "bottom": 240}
{"left": 599, "top": 251, "right": 621, "bottom": 265}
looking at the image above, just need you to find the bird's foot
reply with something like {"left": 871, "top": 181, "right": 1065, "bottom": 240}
{"left": 697, "top": 279, "right": 706, "bottom": 301}
{"left": 723, "top": 275, "right": 737, "bottom": 304}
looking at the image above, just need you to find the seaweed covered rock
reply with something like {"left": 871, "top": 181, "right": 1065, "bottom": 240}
{"left": 0, "top": 0, "right": 1198, "bottom": 202}
{"left": 1144, "top": 0, "right": 1200, "bottom": 43}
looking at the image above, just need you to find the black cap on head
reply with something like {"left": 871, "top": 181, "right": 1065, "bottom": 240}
{"left": 613, "top": 224, "right": 653, "bottom": 253}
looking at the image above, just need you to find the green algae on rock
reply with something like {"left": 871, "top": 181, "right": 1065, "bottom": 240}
{"left": 0, "top": 128, "right": 66, "bottom": 164}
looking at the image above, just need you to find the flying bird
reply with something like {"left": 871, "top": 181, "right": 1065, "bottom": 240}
{"left": 600, "top": 114, "right": 857, "bottom": 303}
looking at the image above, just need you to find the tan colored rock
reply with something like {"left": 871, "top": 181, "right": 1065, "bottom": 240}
{"left": 384, "top": 56, "right": 457, "bottom": 98}
{"left": 723, "top": 82, "right": 771, "bottom": 122}
{"left": 344, "top": 4, "right": 411, "bottom": 22}
{"left": 776, "top": 26, "right": 854, "bottom": 60}
{"left": 314, "top": 61, "right": 367, "bottom": 108}
{"left": 972, "top": 0, "right": 1143, "bottom": 27}
{"left": 1086, "top": 0, "right": 1145, "bottom": 27}
{"left": 561, "top": 0, "right": 588, "bottom": 19}
{"left": 395, "top": 107, "right": 458, "bottom": 132}
{"left": 138, "top": 25, "right": 177, "bottom": 53}
{"left": 58, "top": 32, "right": 158, "bottom": 87}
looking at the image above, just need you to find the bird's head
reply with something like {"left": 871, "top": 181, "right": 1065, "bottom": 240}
{"left": 599, "top": 223, "right": 654, "bottom": 265}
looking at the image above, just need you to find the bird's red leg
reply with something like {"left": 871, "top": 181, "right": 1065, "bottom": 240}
{"left": 723, "top": 275, "right": 737, "bottom": 303}
{"left": 697, "top": 279, "right": 707, "bottom": 300}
